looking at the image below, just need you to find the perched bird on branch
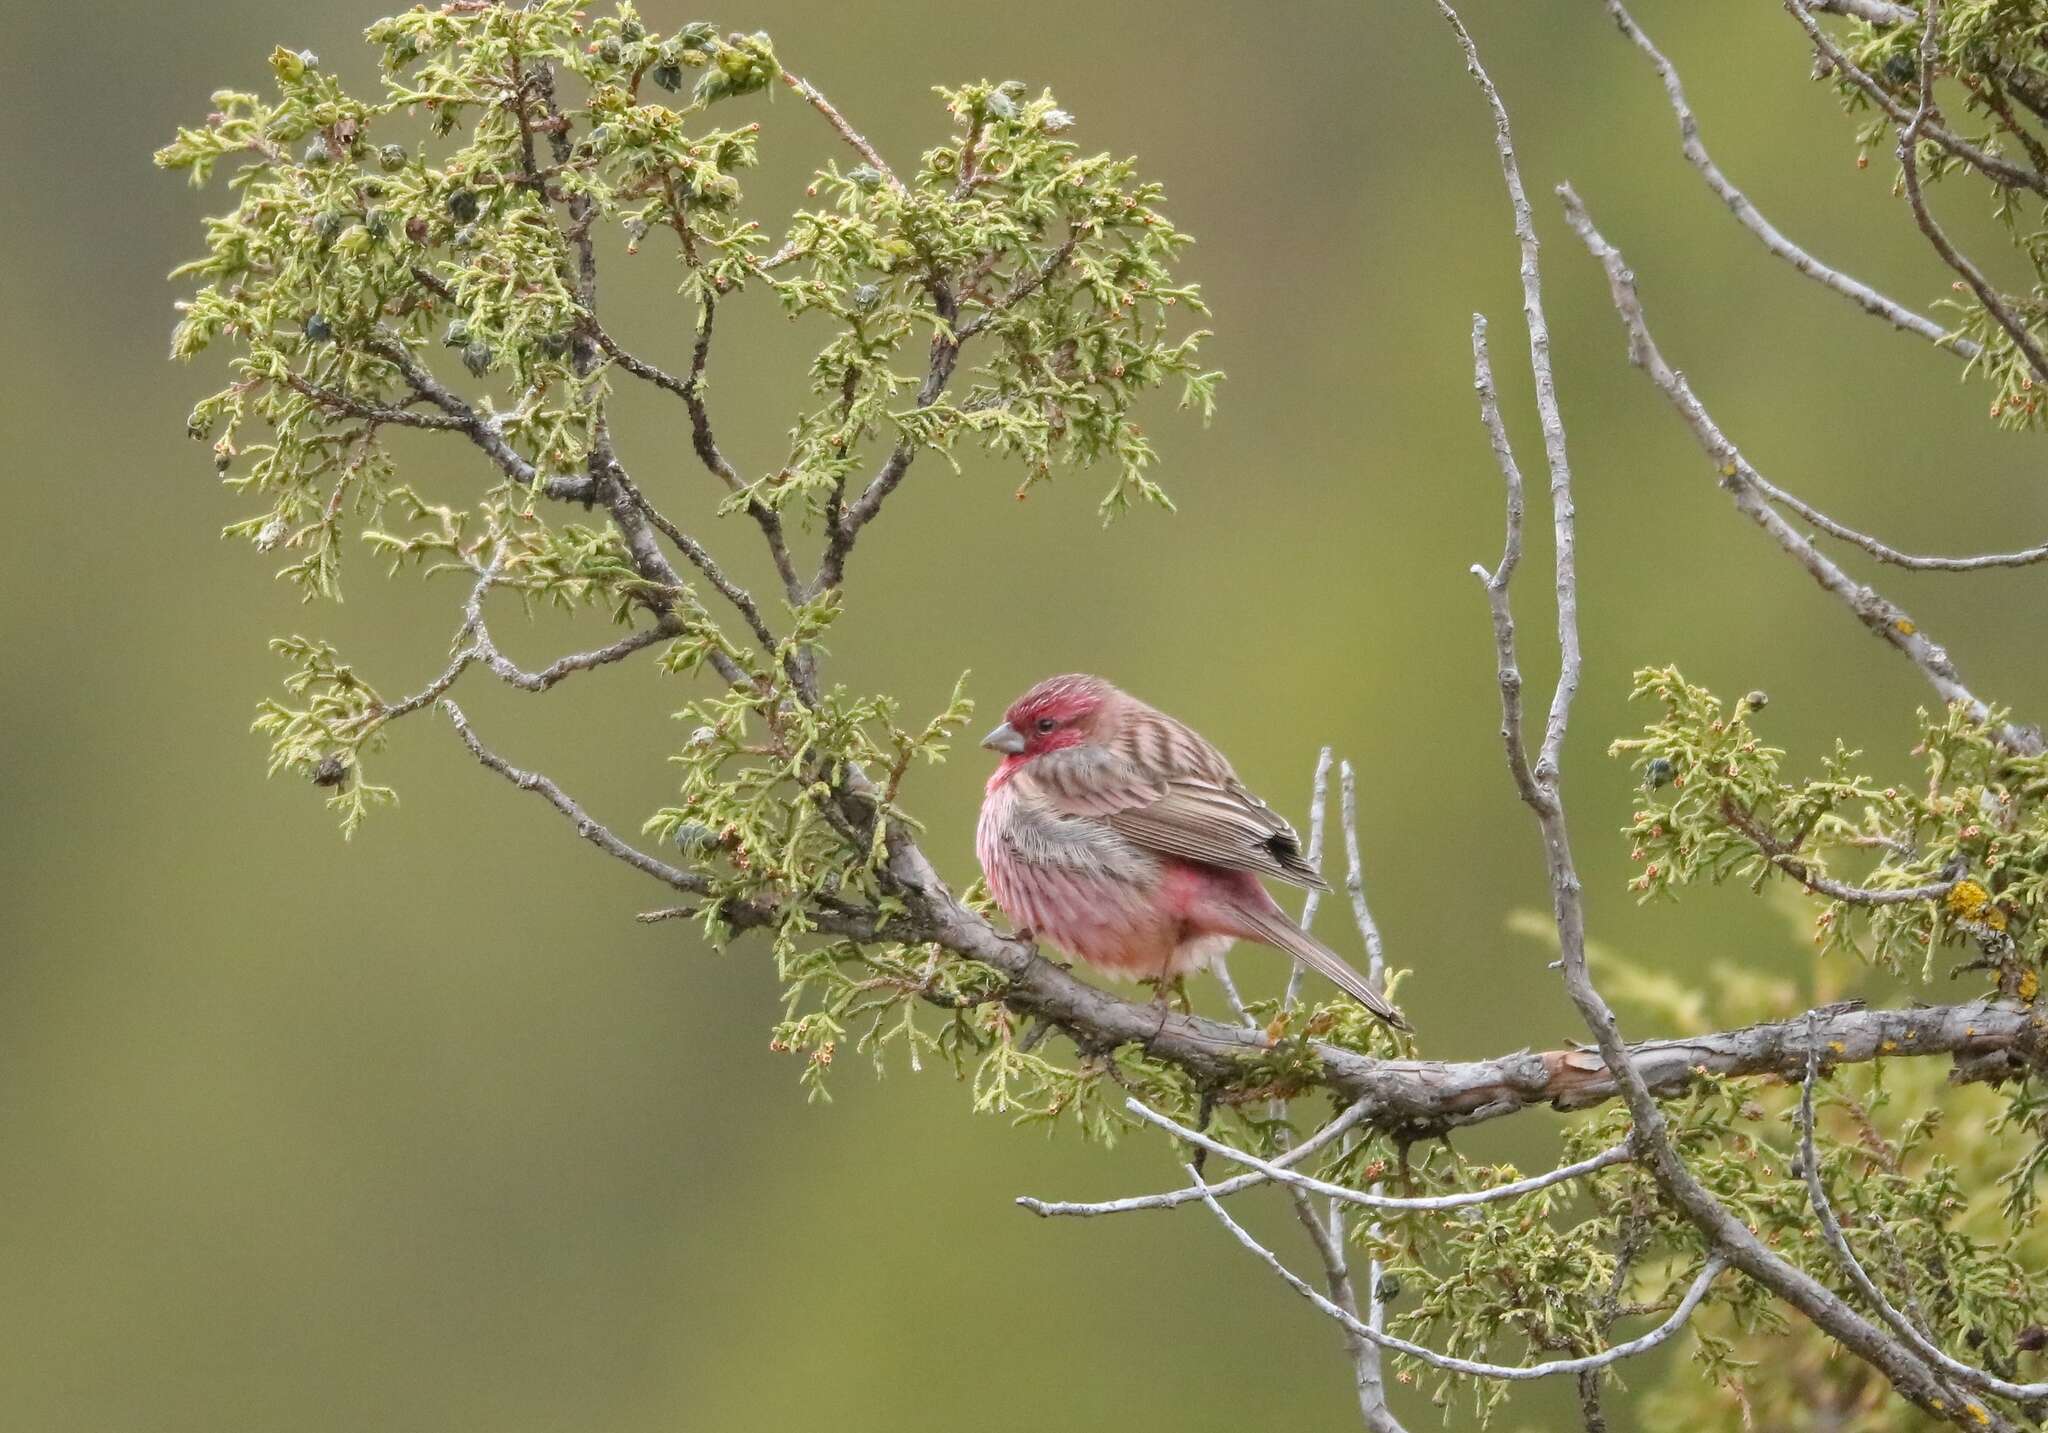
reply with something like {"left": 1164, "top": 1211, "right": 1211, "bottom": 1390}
{"left": 976, "top": 674, "right": 1409, "bottom": 1029}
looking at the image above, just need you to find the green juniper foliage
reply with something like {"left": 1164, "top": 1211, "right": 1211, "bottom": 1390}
{"left": 158, "top": 2, "right": 1234, "bottom": 1120}
{"left": 161, "top": 5, "right": 2048, "bottom": 1426}
{"left": 1213, "top": 671, "right": 2048, "bottom": 1425}
{"left": 1599, "top": 671, "right": 2048, "bottom": 1423}
{"left": 1611, "top": 668, "right": 2045, "bottom": 1003}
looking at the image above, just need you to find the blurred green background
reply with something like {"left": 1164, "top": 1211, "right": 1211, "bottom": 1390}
{"left": 6, "top": 1, "right": 2047, "bottom": 1428}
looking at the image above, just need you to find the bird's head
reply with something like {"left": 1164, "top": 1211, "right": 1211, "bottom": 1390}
{"left": 982, "top": 674, "right": 1116, "bottom": 767}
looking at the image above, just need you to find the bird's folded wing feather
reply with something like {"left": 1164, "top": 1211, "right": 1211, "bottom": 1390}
{"left": 1026, "top": 736, "right": 1330, "bottom": 891}
{"left": 1107, "top": 780, "right": 1330, "bottom": 890}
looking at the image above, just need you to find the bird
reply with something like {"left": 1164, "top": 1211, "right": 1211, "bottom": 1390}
{"left": 975, "top": 673, "right": 1409, "bottom": 1030}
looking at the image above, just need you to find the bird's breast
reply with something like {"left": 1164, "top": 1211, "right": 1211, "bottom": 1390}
{"left": 980, "top": 780, "right": 1160, "bottom": 884}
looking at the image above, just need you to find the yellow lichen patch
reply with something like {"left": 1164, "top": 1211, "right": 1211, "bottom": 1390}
{"left": 2020, "top": 969, "right": 2041, "bottom": 1003}
{"left": 1829, "top": 1040, "right": 1846, "bottom": 1054}
{"left": 1946, "top": 879, "right": 1991, "bottom": 922}
{"left": 1881, "top": 1040, "right": 1898, "bottom": 1053}
{"left": 1895, "top": 618, "right": 1918, "bottom": 636}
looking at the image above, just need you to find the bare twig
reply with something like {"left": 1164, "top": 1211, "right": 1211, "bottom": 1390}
{"left": 1557, "top": 185, "right": 2044, "bottom": 756}
{"left": 1731, "top": 466, "right": 2048, "bottom": 572}
{"left": 459, "top": 558, "right": 679, "bottom": 693}
{"left": 441, "top": 698, "right": 710, "bottom": 895}
{"left": 345, "top": 553, "right": 675, "bottom": 738}
{"left": 1028, "top": 1099, "right": 1633, "bottom": 1217}
{"left": 1814, "top": 0, "right": 1915, "bottom": 21}
{"left": 1286, "top": 1143, "right": 1406, "bottom": 1433}
{"left": 818, "top": 295, "right": 965, "bottom": 592}
{"left": 1605, "top": 0, "right": 1975, "bottom": 358}
{"left": 595, "top": 456, "right": 779, "bottom": 654}
{"left": 1338, "top": 762, "right": 1388, "bottom": 992}
{"left": 581, "top": 413, "right": 733, "bottom": 679}
{"left": 282, "top": 372, "right": 473, "bottom": 431}
{"left": 478, "top": 625, "right": 673, "bottom": 691}
{"left": 1214, "top": 750, "right": 1400, "bottom": 1428}
{"left": 361, "top": 646, "right": 476, "bottom": 729}
{"left": 781, "top": 69, "right": 904, "bottom": 191}
{"left": 586, "top": 299, "right": 805, "bottom": 609}
{"left": 1279, "top": 747, "right": 1336, "bottom": 1012}
{"left": 587, "top": 321, "right": 698, "bottom": 405}
{"left": 1442, "top": 3, "right": 1579, "bottom": 786}
{"left": 1018, "top": 1099, "right": 1375, "bottom": 1218}
{"left": 1122, "top": 1099, "right": 1634, "bottom": 1213}
{"left": 440, "top": 693, "right": 896, "bottom": 942}
{"left": 1468, "top": 315, "right": 1543, "bottom": 810}
{"left": 1333, "top": 758, "right": 1397, "bottom": 1426}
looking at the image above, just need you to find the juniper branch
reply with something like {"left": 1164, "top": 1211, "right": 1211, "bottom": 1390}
{"left": 1800, "top": 1043, "right": 2048, "bottom": 1407}
{"left": 1785, "top": 0, "right": 2048, "bottom": 197}
{"left": 1191, "top": 1163, "right": 1731, "bottom": 1382}
{"left": 355, "top": 334, "right": 594, "bottom": 502}
{"left": 1719, "top": 797, "right": 1966, "bottom": 906}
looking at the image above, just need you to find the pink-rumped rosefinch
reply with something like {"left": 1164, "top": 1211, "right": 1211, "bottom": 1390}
{"left": 975, "top": 674, "right": 1409, "bottom": 1030}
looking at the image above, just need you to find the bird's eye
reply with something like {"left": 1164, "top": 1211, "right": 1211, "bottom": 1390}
{"left": 1035, "top": 716, "right": 1058, "bottom": 734}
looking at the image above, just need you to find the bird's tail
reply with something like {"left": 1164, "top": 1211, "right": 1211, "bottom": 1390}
{"left": 1236, "top": 904, "right": 1411, "bottom": 1031}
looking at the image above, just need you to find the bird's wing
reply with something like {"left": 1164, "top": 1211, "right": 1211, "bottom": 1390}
{"left": 1026, "top": 717, "right": 1330, "bottom": 891}
{"left": 1106, "top": 777, "right": 1330, "bottom": 891}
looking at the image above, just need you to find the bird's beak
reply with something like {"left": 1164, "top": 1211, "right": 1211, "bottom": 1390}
{"left": 981, "top": 721, "right": 1026, "bottom": 755}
